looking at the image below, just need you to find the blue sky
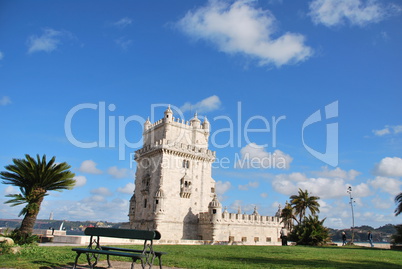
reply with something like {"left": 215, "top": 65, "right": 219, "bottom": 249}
{"left": 0, "top": 0, "right": 401, "bottom": 229}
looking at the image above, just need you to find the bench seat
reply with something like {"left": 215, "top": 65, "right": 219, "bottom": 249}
{"left": 101, "top": 246, "right": 167, "bottom": 269}
{"left": 72, "top": 247, "right": 146, "bottom": 269}
{"left": 72, "top": 247, "right": 146, "bottom": 259}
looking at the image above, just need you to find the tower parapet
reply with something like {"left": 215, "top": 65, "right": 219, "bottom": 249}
{"left": 199, "top": 210, "right": 281, "bottom": 225}
{"left": 144, "top": 115, "right": 211, "bottom": 133}
{"left": 135, "top": 139, "right": 215, "bottom": 162}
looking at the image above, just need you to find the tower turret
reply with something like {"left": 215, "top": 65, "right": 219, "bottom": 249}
{"left": 252, "top": 206, "right": 259, "bottom": 215}
{"left": 190, "top": 112, "right": 201, "bottom": 128}
{"left": 144, "top": 117, "right": 151, "bottom": 130}
{"left": 275, "top": 204, "right": 282, "bottom": 218}
{"left": 164, "top": 105, "right": 173, "bottom": 123}
{"left": 202, "top": 115, "right": 210, "bottom": 132}
{"left": 208, "top": 195, "right": 222, "bottom": 222}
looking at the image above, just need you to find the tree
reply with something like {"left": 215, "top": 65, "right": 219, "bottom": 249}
{"left": 290, "top": 188, "right": 320, "bottom": 224}
{"left": 1, "top": 154, "right": 75, "bottom": 236}
{"left": 280, "top": 201, "right": 296, "bottom": 231}
{"left": 394, "top": 192, "right": 402, "bottom": 216}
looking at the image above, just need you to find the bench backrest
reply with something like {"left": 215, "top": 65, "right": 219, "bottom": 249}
{"left": 84, "top": 227, "right": 161, "bottom": 240}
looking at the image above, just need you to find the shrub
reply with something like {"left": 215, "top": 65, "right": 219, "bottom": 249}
{"left": 289, "top": 215, "right": 330, "bottom": 246}
{"left": 10, "top": 229, "right": 38, "bottom": 245}
{"left": 0, "top": 241, "right": 13, "bottom": 254}
{"left": 391, "top": 224, "right": 402, "bottom": 245}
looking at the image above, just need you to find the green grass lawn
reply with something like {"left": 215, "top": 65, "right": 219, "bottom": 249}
{"left": 0, "top": 244, "right": 401, "bottom": 269}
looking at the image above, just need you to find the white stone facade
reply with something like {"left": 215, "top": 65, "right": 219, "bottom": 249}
{"left": 128, "top": 106, "right": 282, "bottom": 245}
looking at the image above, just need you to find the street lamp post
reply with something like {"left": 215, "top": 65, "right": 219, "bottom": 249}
{"left": 347, "top": 186, "right": 355, "bottom": 244}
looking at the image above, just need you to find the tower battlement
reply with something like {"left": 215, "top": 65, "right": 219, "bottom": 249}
{"left": 135, "top": 139, "right": 216, "bottom": 161}
{"left": 199, "top": 211, "right": 281, "bottom": 225}
{"left": 145, "top": 116, "right": 210, "bottom": 133}
{"left": 142, "top": 107, "right": 210, "bottom": 148}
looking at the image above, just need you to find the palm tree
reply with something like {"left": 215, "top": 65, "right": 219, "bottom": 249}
{"left": 290, "top": 188, "right": 320, "bottom": 224}
{"left": 280, "top": 201, "right": 296, "bottom": 231}
{"left": 395, "top": 192, "right": 402, "bottom": 216}
{"left": 1, "top": 154, "right": 75, "bottom": 235}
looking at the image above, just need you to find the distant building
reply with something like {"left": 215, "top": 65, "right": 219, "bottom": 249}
{"left": 49, "top": 212, "right": 54, "bottom": 220}
{"left": 128, "top": 106, "right": 282, "bottom": 244}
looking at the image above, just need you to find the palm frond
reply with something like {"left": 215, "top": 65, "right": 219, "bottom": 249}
{"left": 395, "top": 193, "right": 402, "bottom": 216}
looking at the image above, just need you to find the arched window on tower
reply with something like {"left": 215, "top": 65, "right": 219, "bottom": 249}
{"left": 180, "top": 175, "right": 192, "bottom": 198}
{"left": 182, "top": 160, "right": 190, "bottom": 169}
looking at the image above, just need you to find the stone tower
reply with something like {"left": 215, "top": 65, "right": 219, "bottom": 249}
{"left": 129, "top": 106, "right": 216, "bottom": 240}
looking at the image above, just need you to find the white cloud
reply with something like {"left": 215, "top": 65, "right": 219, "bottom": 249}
{"left": 4, "top": 186, "right": 15, "bottom": 195}
{"left": 260, "top": 192, "right": 268, "bottom": 198}
{"left": 0, "top": 96, "right": 11, "bottom": 106}
{"left": 394, "top": 126, "right": 402, "bottom": 134}
{"left": 373, "top": 157, "right": 402, "bottom": 177}
{"left": 78, "top": 160, "right": 103, "bottom": 174}
{"left": 87, "top": 195, "right": 105, "bottom": 202}
{"left": 371, "top": 196, "right": 392, "bottom": 209}
{"left": 309, "top": 0, "right": 399, "bottom": 27}
{"left": 112, "top": 17, "right": 133, "bottom": 28}
{"left": 115, "top": 37, "right": 133, "bottom": 50}
{"left": 272, "top": 173, "right": 371, "bottom": 199}
{"left": 2, "top": 195, "right": 131, "bottom": 222}
{"left": 352, "top": 183, "right": 371, "bottom": 198}
{"left": 373, "top": 125, "right": 402, "bottom": 136}
{"left": 216, "top": 180, "right": 231, "bottom": 195}
{"left": 229, "top": 199, "right": 255, "bottom": 213}
{"left": 358, "top": 211, "right": 394, "bottom": 225}
{"left": 73, "top": 175, "right": 87, "bottom": 187}
{"left": 90, "top": 187, "right": 113, "bottom": 196}
{"left": 312, "top": 166, "right": 360, "bottom": 180}
{"left": 177, "top": 0, "right": 312, "bottom": 67}
{"left": 180, "top": 95, "right": 221, "bottom": 113}
{"left": 236, "top": 143, "right": 293, "bottom": 169}
{"left": 369, "top": 176, "right": 402, "bottom": 196}
{"left": 107, "top": 166, "right": 130, "bottom": 179}
{"left": 117, "top": 183, "right": 135, "bottom": 194}
{"left": 275, "top": 172, "right": 308, "bottom": 182}
{"left": 27, "top": 28, "right": 63, "bottom": 54}
{"left": 373, "top": 127, "right": 391, "bottom": 136}
{"left": 238, "top": 181, "right": 259, "bottom": 191}
{"left": 326, "top": 217, "right": 345, "bottom": 229}
{"left": 0, "top": 51, "right": 3, "bottom": 60}
{"left": 43, "top": 197, "right": 130, "bottom": 222}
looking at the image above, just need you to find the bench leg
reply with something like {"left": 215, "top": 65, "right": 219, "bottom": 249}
{"left": 106, "top": 254, "right": 112, "bottom": 268}
{"left": 85, "top": 253, "right": 91, "bottom": 267}
{"left": 86, "top": 252, "right": 99, "bottom": 269}
{"left": 73, "top": 252, "right": 81, "bottom": 269}
{"left": 131, "top": 257, "right": 143, "bottom": 269}
{"left": 158, "top": 255, "right": 163, "bottom": 269}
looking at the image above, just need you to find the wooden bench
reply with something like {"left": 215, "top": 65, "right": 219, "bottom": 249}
{"left": 71, "top": 227, "right": 165, "bottom": 269}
